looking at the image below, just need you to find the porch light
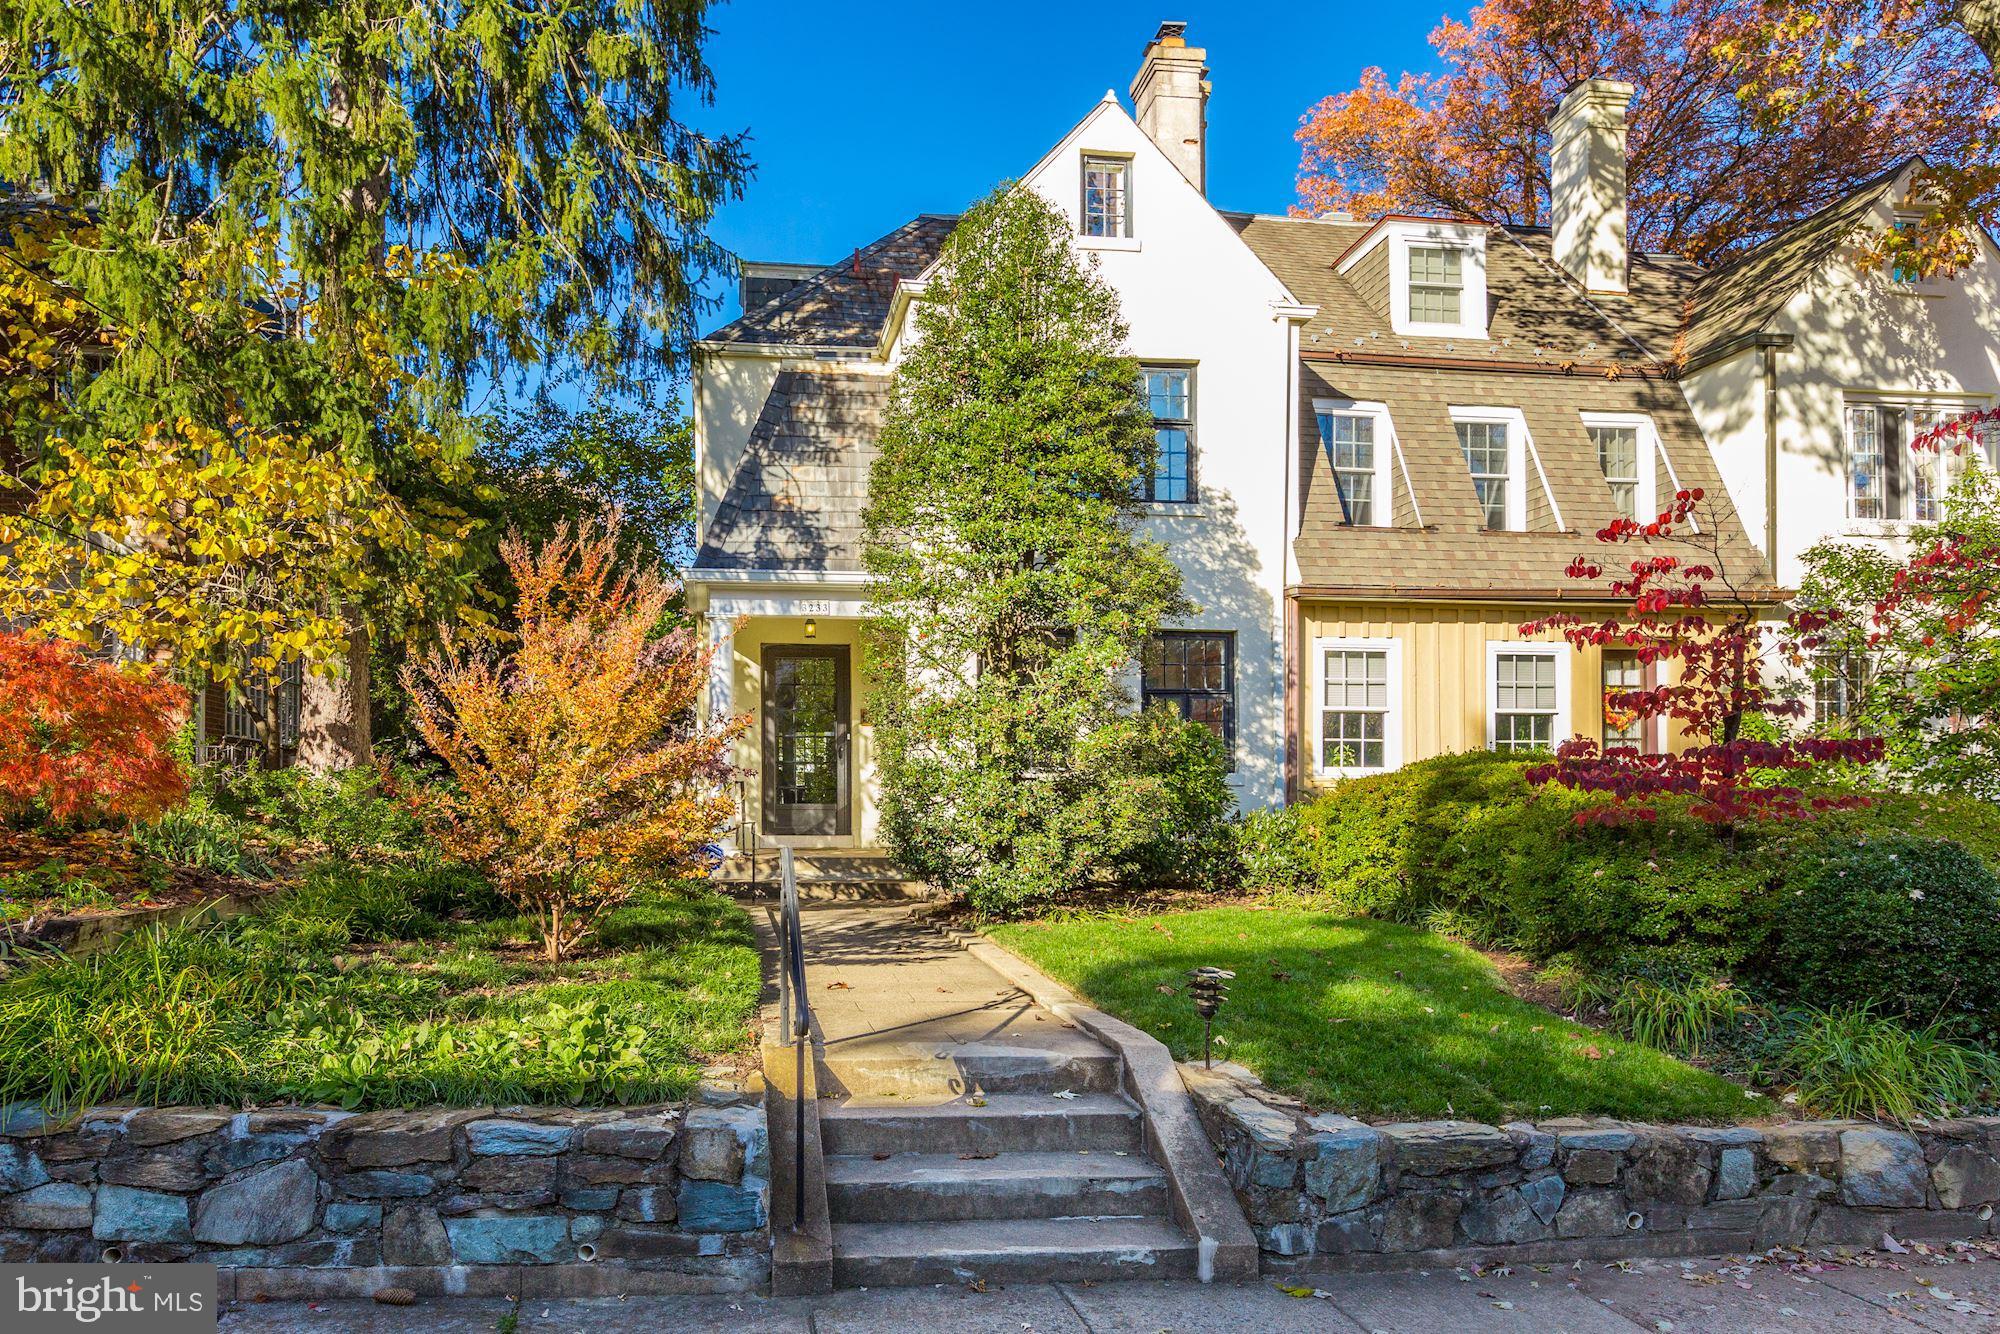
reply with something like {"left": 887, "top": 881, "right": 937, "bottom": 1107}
{"left": 1186, "top": 967, "right": 1235, "bottom": 1069}
{"left": 804, "top": 617, "right": 817, "bottom": 639}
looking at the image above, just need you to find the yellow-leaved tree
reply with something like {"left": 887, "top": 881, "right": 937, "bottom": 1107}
{"left": 0, "top": 416, "right": 469, "bottom": 687}
{"left": 404, "top": 521, "right": 744, "bottom": 961}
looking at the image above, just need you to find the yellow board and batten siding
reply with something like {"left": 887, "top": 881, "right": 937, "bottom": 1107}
{"left": 1298, "top": 599, "right": 1673, "bottom": 789}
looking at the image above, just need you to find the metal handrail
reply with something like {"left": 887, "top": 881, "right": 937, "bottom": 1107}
{"left": 778, "top": 848, "right": 809, "bottom": 1230}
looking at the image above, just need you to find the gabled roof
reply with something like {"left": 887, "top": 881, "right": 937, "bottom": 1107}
{"left": 1678, "top": 159, "right": 1913, "bottom": 361}
{"left": 703, "top": 216, "right": 957, "bottom": 349}
{"left": 691, "top": 367, "right": 888, "bottom": 573}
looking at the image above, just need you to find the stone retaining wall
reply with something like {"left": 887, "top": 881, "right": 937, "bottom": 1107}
{"left": 1184, "top": 1064, "right": 2000, "bottom": 1272}
{"left": 0, "top": 1093, "right": 769, "bottom": 1299}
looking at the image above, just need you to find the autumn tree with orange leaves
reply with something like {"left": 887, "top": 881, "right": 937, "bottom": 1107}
{"left": 0, "top": 635, "right": 188, "bottom": 827}
{"left": 404, "top": 522, "right": 744, "bottom": 961}
{"left": 1296, "top": 0, "right": 1996, "bottom": 265}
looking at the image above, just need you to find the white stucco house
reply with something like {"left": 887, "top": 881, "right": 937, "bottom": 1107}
{"left": 1677, "top": 157, "right": 2000, "bottom": 589}
{"left": 686, "top": 22, "right": 1999, "bottom": 858}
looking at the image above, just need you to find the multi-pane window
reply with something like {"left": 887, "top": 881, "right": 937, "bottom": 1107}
{"left": 1890, "top": 215, "right": 1922, "bottom": 286}
{"left": 1980, "top": 421, "right": 2000, "bottom": 474}
{"left": 1592, "top": 424, "right": 1642, "bottom": 520}
{"left": 1408, "top": 245, "right": 1463, "bottom": 324}
{"left": 221, "top": 656, "right": 302, "bottom": 751}
{"left": 1912, "top": 410, "right": 1945, "bottom": 523}
{"left": 1142, "top": 366, "right": 1194, "bottom": 504}
{"left": 1143, "top": 633, "right": 1235, "bottom": 754}
{"left": 1814, "top": 650, "right": 1870, "bottom": 725}
{"left": 1321, "top": 648, "right": 1390, "bottom": 771}
{"left": 1082, "top": 156, "right": 1130, "bottom": 238}
{"left": 1492, "top": 651, "right": 1559, "bottom": 753}
{"left": 1601, "top": 650, "right": 1647, "bottom": 752}
{"left": 1457, "top": 420, "right": 1510, "bottom": 529}
{"left": 1844, "top": 405, "right": 1887, "bottom": 519}
{"left": 1318, "top": 412, "right": 1378, "bottom": 525}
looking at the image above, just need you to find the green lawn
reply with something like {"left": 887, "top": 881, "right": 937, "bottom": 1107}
{"left": 0, "top": 861, "right": 762, "bottom": 1111}
{"left": 989, "top": 906, "right": 1759, "bottom": 1124}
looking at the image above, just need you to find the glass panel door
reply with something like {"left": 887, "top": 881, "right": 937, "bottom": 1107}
{"left": 762, "top": 645, "right": 850, "bottom": 836}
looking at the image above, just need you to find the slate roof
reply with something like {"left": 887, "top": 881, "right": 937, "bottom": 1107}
{"left": 691, "top": 367, "right": 888, "bottom": 573}
{"left": 704, "top": 215, "right": 957, "bottom": 349}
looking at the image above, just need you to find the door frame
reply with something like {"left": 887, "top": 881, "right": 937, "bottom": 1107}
{"left": 760, "top": 643, "right": 852, "bottom": 837}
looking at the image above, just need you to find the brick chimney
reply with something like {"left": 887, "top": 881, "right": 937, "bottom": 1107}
{"left": 1130, "top": 21, "right": 1209, "bottom": 194}
{"left": 1547, "top": 79, "right": 1636, "bottom": 294}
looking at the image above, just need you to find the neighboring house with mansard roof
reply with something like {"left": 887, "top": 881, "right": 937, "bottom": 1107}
{"left": 686, "top": 23, "right": 1998, "bottom": 851}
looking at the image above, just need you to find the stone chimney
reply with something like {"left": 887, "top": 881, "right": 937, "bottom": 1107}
{"left": 1130, "top": 21, "right": 1209, "bottom": 193}
{"left": 1547, "top": 79, "right": 1636, "bottom": 294}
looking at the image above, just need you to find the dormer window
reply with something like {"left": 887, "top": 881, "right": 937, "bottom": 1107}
{"left": 1336, "top": 220, "right": 1489, "bottom": 339}
{"left": 1457, "top": 420, "right": 1511, "bottom": 529}
{"left": 1581, "top": 412, "right": 1665, "bottom": 522}
{"left": 1081, "top": 155, "right": 1131, "bottom": 238}
{"left": 1315, "top": 399, "right": 1397, "bottom": 527}
{"left": 1450, "top": 407, "right": 1544, "bottom": 531}
{"left": 1407, "top": 246, "right": 1463, "bottom": 325}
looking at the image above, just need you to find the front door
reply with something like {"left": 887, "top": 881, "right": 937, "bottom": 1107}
{"left": 762, "top": 645, "right": 851, "bottom": 836}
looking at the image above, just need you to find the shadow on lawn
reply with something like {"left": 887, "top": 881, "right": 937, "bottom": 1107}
{"left": 1043, "top": 913, "right": 1748, "bottom": 1125}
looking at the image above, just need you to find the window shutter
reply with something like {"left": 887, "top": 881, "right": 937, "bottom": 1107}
{"left": 1881, "top": 407, "right": 1905, "bottom": 521}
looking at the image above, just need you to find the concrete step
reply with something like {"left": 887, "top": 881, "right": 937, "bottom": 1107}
{"left": 818, "top": 1043, "right": 1124, "bottom": 1098}
{"left": 830, "top": 1216, "right": 1196, "bottom": 1287}
{"left": 825, "top": 1150, "right": 1170, "bottom": 1223}
{"left": 818, "top": 1092, "right": 1143, "bottom": 1157}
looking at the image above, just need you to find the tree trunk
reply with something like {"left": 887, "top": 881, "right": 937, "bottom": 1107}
{"left": 1954, "top": 0, "right": 2000, "bottom": 69}
{"left": 296, "top": 615, "right": 372, "bottom": 771}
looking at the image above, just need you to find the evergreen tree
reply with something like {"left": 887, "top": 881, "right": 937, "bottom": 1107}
{"left": 0, "top": 0, "right": 748, "bottom": 765}
{"left": 862, "top": 186, "right": 1228, "bottom": 914}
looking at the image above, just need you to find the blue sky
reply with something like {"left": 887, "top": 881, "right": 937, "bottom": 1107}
{"left": 693, "top": 2, "right": 1445, "bottom": 334}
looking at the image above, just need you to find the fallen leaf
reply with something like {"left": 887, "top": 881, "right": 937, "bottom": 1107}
{"left": 825, "top": 981, "right": 851, "bottom": 991}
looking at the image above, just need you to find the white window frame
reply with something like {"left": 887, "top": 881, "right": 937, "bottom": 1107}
{"left": 1450, "top": 406, "right": 1556, "bottom": 532}
{"left": 1078, "top": 152, "right": 1139, "bottom": 249}
{"left": 1579, "top": 411, "right": 1663, "bottom": 525}
{"left": 1313, "top": 398, "right": 1398, "bottom": 527}
{"left": 1337, "top": 220, "right": 1489, "bottom": 339}
{"left": 1842, "top": 394, "right": 1990, "bottom": 528}
{"left": 1313, "top": 636, "right": 1403, "bottom": 778}
{"left": 1485, "top": 641, "right": 1574, "bottom": 753}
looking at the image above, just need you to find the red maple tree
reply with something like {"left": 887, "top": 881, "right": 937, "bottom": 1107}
{"left": 0, "top": 633, "right": 188, "bottom": 825}
{"left": 1520, "top": 488, "right": 1883, "bottom": 824}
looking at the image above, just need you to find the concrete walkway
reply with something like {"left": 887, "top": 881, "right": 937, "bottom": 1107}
{"left": 219, "top": 1244, "right": 2000, "bottom": 1332}
{"left": 780, "top": 902, "right": 1091, "bottom": 1063}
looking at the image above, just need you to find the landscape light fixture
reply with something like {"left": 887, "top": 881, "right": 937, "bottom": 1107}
{"left": 1186, "top": 967, "right": 1235, "bottom": 1069}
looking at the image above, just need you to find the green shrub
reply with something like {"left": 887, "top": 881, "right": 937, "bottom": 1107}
{"left": 1232, "top": 806, "right": 1315, "bottom": 893}
{"left": 129, "top": 801, "right": 273, "bottom": 879}
{"left": 207, "top": 765, "right": 429, "bottom": 860}
{"left": 1756, "top": 836, "right": 2000, "bottom": 1033}
{"left": 1260, "top": 753, "right": 2000, "bottom": 990}
{"left": 1754, "top": 1004, "right": 2000, "bottom": 1120}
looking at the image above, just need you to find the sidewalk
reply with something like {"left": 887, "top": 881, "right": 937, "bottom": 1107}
{"left": 218, "top": 1244, "right": 2000, "bottom": 1332}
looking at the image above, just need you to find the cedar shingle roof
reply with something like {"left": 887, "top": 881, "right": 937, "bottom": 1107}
{"left": 704, "top": 215, "right": 957, "bottom": 349}
{"left": 691, "top": 368, "right": 888, "bottom": 574}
